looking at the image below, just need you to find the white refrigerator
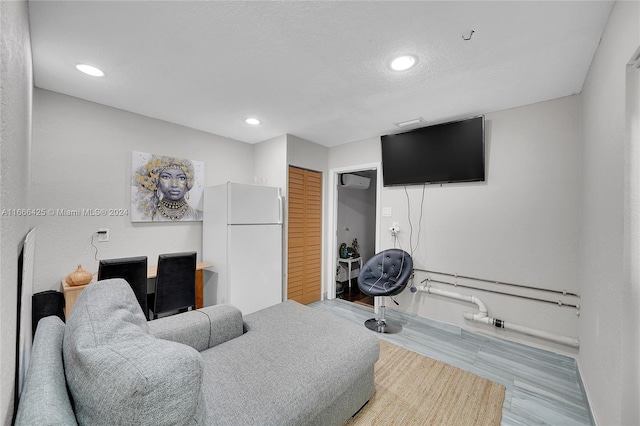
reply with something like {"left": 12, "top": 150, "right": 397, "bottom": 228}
{"left": 202, "top": 182, "right": 283, "bottom": 314}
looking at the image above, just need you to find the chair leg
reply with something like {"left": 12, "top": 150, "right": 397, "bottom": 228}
{"left": 364, "top": 297, "right": 402, "bottom": 333}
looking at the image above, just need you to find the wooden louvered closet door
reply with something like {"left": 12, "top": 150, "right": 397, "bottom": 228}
{"left": 287, "top": 166, "right": 322, "bottom": 304}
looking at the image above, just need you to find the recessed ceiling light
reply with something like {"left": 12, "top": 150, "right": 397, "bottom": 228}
{"left": 245, "top": 118, "right": 261, "bottom": 125}
{"left": 390, "top": 55, "right": 417, "bottom": 71}
{"left": 76, "top": 64, "right": 105, "bottom": 77}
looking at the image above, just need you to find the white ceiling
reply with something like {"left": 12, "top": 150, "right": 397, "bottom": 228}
{"left": 28, "top": 1, "right": 614, "bottom": 147}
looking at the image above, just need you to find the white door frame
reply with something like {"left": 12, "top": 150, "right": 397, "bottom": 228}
{"left": 326, "top": 162, "right": 382, "bottom": 300}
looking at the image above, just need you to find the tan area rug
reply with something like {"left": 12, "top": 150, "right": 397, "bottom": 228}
{"left": 347, "top": 340, "right": 505, "bottom": 426}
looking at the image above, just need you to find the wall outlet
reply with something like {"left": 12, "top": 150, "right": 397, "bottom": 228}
{"left": 98, "top": 228, "right": 110, "bottom": 242}
{"left": 390, "top": 222, "right": 400, "bottom": 235}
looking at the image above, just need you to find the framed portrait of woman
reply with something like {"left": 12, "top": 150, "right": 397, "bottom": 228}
{"left": 131, "top": 151, "right": 204, "bottom": 222}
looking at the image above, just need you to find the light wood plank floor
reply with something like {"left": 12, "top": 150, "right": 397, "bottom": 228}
{"left": 310, "top": 298, "right": 593, "bottom": 425}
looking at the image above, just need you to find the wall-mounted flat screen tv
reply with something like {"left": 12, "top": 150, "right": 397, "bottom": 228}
{"left": 381, "top": 116, "right": 485, "bottom": 186}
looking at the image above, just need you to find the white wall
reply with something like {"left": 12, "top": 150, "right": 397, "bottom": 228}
{"left": 624, "top": 55, "right": 640, "bottom": 426}
{"left": 253, "top": 134, "right": 287, "bottom": 190}
{"left": 623, "top": 48, "right": 640, "bottom": 426}
{"left": 287, "top": 134, "right": 328, "bottom": 174}
{"left": 329, "top": 95, "right": 582, "bottom": 355}
{"left": 329, "top": 137, "right": 380, "bottom": 169}
{"left": 580, "top": 1, "right": 640, "bottom": 424}
{"left": 0, "top": 0, "right": 33, "bottom": 422}
{"left": 30, "top": 89, "right": 254, "bottom": 294}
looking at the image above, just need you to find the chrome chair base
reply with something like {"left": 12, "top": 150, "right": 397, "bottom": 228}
{"left": 364, "top": 318, "right": 402, "bottom": 334}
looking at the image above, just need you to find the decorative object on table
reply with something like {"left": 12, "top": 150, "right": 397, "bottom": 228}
{"left": 351, "top": 238, "right": 359, "bottom": 257}
{"left": 65, "top": 265, "right": 92, "bottom": 286}
{"left": 131, "top": 151, "right": 204, "bottom": 222}
{"left": 339, "top": 243, "right": 348, "bottom": 259}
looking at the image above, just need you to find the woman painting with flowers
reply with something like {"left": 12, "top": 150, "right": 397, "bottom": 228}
{"left": 133, "top": 154, "right": 203, "bottom": 221}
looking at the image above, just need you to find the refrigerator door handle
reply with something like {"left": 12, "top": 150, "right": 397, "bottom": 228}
{"left": 277, "top": 188, "right": 283, "bottom": 224}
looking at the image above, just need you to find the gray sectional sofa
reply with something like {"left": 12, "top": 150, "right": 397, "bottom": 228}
{"left": 15, "top": 278, "right": 380, "bottom": 425}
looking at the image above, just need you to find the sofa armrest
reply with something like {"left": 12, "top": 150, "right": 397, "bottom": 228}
{"left": 148, "top": 304, "right": 243, "bottom": 351}
{"left": 15, "top": 316, "right": 77, "bottom": 425}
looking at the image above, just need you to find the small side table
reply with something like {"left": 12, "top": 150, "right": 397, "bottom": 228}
{"left": 337, "top": 257, "right": 363, "bottom": 287}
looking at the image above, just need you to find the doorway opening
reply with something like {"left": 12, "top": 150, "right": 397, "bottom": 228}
{"left": 327, "top": 163, "right": 381, "bottom": 307}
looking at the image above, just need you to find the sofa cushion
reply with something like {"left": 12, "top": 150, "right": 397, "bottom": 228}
{"left": 199, "top": 300, "right": 379, "bottom": 425}
{"left": 148, "top": 304, "right": 243, "bottom": 351}
{"left": 63, "top": 278, "right": 206, "bottom": 425}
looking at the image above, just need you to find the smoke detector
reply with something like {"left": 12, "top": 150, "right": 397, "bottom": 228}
{"left": 395, "top": 117, "right": 424, "bottom": 128}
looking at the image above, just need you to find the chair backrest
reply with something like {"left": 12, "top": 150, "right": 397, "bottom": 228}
{"left": 358, "top": 249, "right": 413, "bottom": 297}
{"left": 153, "top": 251, "right": 197, "bottom": 318}
{"left": 98, "top": 256, "right": 148, "bottom": 317}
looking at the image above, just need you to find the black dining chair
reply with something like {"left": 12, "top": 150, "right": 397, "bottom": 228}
{"left": 357, "top": 249, "right": 413, "bottom": 333}
{"left": 98, "top": 256, "right": 148, "bottom": 318}
{"left": 149, "top": 251, "right": 197, "bottom": 320}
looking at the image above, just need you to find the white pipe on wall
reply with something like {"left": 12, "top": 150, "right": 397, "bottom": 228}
{"left": 420, "top": 286, "right": 488, "bottom": 319}
{"left": 415, "top": 285, "right": 580, "bottom": 348}
{"left": 500, "top": 322, "right": 580, "bottom": 348}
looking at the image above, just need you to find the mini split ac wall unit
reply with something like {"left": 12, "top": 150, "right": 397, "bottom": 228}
{"left": 340, "top": 174, "right": 370, "bottom": 190}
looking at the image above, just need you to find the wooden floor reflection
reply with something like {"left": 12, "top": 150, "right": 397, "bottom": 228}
{"left": 336, "top": 279, "right": 373, "bottom": 307}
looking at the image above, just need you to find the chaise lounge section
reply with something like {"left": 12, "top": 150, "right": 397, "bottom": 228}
{"left": 15, "top": 279, "right": 380, "bottom": 425}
